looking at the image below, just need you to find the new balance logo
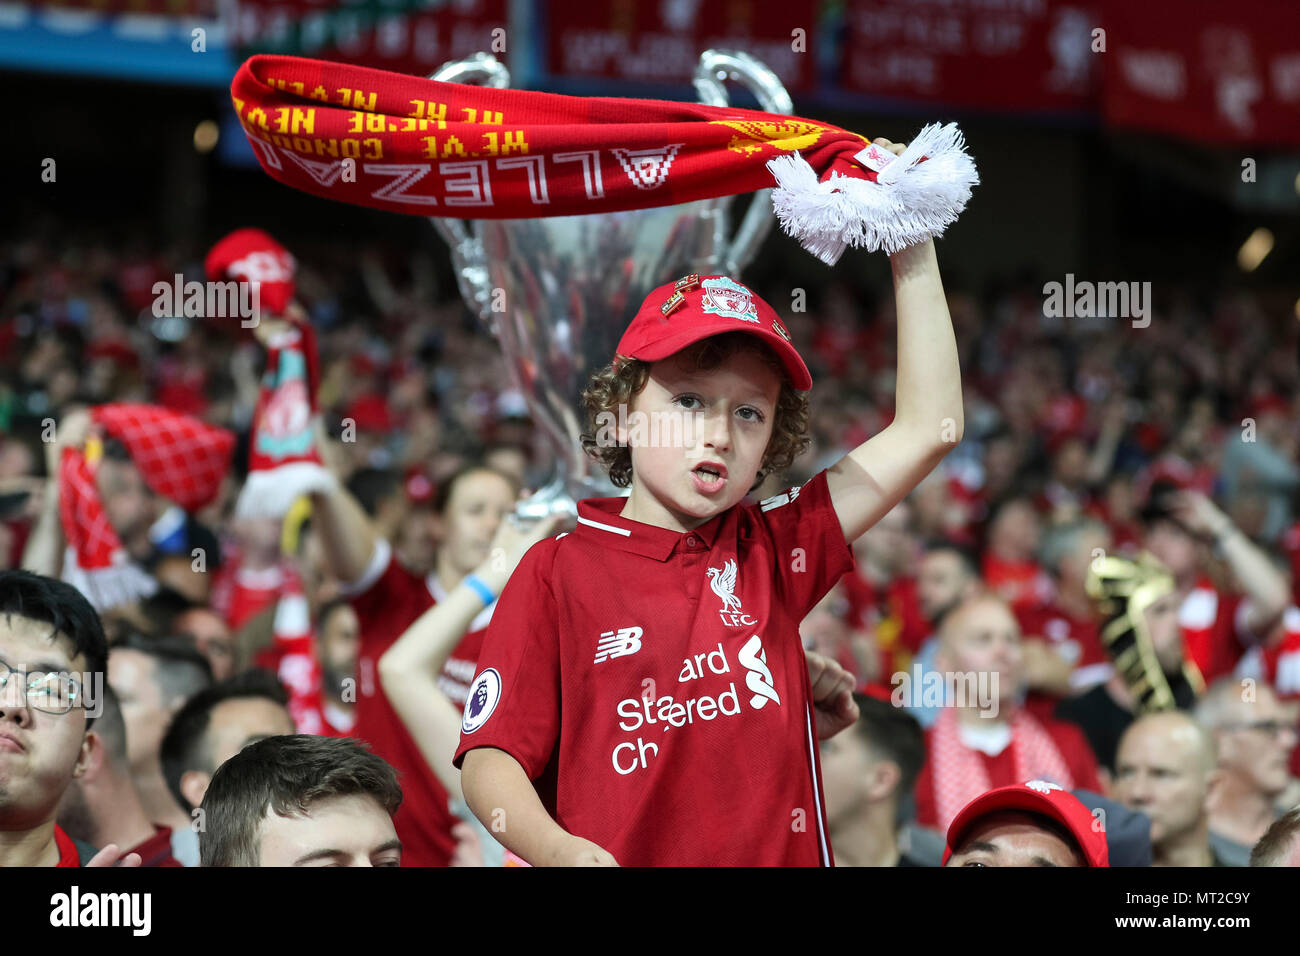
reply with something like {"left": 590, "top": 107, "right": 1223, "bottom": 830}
{"left": 737, "top": 634, "right": 780, "bottom": 709}
{"left": 594, "top": 626, "right": 644, "bottom": 663}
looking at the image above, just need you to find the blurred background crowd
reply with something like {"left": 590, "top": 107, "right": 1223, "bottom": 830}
{"left": 3, "top": 209, "right": 1300, "bottom": 865}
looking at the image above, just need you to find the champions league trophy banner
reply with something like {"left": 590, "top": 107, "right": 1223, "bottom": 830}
{"left": 430, "top": 51, "right": 795, "bottom": 519}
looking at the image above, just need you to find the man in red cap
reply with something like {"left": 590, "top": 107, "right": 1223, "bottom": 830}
{"left": 456, "top": 138, "right": 966, "bottom": 867}
{"left": 943, "top": 779, "right": 1109, "bottom": 867}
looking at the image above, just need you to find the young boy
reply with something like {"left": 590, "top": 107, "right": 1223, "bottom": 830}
{"left": 455, "top": 138, "right": 963, "bottom": 867}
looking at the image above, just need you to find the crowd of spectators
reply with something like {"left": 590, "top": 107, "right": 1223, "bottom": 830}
{"left": 3, "top": 214, "right": 1300, "bottom": 866}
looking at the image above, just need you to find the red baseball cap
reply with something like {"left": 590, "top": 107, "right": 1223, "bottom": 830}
{"left": 616, "top": 275, "right": 812, "bottom": 390}
{"left": 942, "top": 780, "right": 1109, "bottom": 867}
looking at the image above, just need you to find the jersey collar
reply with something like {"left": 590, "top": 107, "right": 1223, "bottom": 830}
{"left": 53, "top": 825, "right": 81, "bottom": 867}
{"left": 575, "top": 497, "right": 728, "bottom": 561}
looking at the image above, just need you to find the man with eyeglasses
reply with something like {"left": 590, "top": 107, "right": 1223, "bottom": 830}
{"left": 0, "top": 569, "right": 140, "bottom": 866}
{"left": 1196, "top": 678, "right": 1300, "bottom": 865}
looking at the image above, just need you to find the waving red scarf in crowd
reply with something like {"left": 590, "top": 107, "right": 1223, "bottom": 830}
{"left": 230, "top": 55, "right": 978, "bottom": 264}
{"left": 59, "top": 405, "right": 234, "bottom": 611}
{"left": 204, "top": 227, "right": 333, "bottom": 520}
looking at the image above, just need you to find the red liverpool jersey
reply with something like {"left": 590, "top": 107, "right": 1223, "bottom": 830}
{"left": 1179, "top": 578, "right": 1253, "bottom": 684}
{"left": 455, "top": 471, "right": 854, "bottom": 866}
{"left": 347, "top": 538, "right": 494, "bottom": 866}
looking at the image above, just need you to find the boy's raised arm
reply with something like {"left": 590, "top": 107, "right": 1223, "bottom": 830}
{"left": 826, "top": 228, "right": 964, "bottom": 543}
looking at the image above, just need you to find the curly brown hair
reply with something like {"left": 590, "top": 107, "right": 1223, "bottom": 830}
{"left": 580, "top": 332, "right": 810, "bottom": 493}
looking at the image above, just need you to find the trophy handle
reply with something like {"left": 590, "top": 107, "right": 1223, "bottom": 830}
{"left": 429, "top": 51, "right": 511, "bottom": 88}
{"left": 693, "top": 50, "right": 794, "bottom": 276}
{"left": 427, "top": 54, "right": 512, "bottom": 326}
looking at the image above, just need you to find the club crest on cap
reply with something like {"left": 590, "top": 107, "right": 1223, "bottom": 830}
{"left": 700, "top": 277, "right": 759, "bottom": 323}
{"left": 1025, "top": 779, "right": 1063, "bottom": 794}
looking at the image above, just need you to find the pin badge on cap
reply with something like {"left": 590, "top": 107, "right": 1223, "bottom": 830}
{"left": 674, "top": 274, "right": 701, "bottom": 292}
{"left": 660, "top": 291, "right": 686, "bottom": 316}
{"left": 772, "top": 318, "right": 792, "bottom": 342}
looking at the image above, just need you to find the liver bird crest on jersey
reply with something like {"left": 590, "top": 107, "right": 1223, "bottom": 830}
{"left": 708, "top": 559, "right": 757, "bottom": 627}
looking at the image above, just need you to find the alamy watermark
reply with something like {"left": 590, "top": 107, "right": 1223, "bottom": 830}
{"left": 890, "top": 666, "right": 1001, "bottom": 718}
{"left": 1042, "top": 274, "right": 1151, "bottom": 328}
{"left": 152, "top": 275, "right": 260, "bottom": 327}
{"left": 593, "top": 404, "right": 701, "bottom": 448}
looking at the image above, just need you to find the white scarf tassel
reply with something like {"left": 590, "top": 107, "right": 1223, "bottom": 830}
{"left": 766, "top": 122, "right": 979, "bottom": 265}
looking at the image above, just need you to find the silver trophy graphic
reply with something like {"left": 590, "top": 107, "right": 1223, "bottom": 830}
{"left": 430, "top": 51, "right": 793, "bottom": 518}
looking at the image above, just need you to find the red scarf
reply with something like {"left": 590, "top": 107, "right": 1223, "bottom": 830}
{"left": 230, "top": 55, "right": 977, "bottom": 264}
{"left": 930, "top": 706, "right": 1075, "bottom": 833}
{"left": 59, "top": 404, "right": 234, "bottom": 610}
{"left": 254, "top": 572, "right": 328, "bottom": 737}
{"left": 205, "top": 229, "right": 333, "bottom": 519}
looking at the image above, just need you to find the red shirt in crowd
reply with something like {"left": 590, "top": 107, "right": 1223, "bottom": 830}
{"left": 1016, "top": 601, "right": 1113, "bottom": 721}
{"left": 128, "top": 826, "right": 183, "bottom": 867}
{"left": 211, "top": 559, "right": 294, "bottom": 633}
{"left": 54, "top": 826, "right": 82, "bottom": 867}
{"left": 1084, "top": 500, "right": 1143, "bottom": 557}
{"left": 982, "top": 553, "right": 1053, "bottom": 615}
{"left": 1260, "top": 608, "right": 1300, "bottom": 700}
{"left": 455, "top": 472, "right": 854, "bottom": 866}
{"left": 347, "top": 538, "right": 494, "bottom": 867}
{"left": 841, "top": 571, "right": 929, "bottom": 680}
{"left": 913, "top": 717, "right": 1102, "bottom": 829}
{"left": 1179, "top": 577, "right": 1256, "bottom": 684}
{"left": 312, "top": 699, "right": 357, "bottom": 737}
{"left": 1257, "top": 608, "right": 1300, "bottom": 777}
{"left": 253, "top": 584, "right": 330, "bottom": 737}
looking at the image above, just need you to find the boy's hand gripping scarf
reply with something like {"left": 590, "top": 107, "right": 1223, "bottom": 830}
{"left": 205, "top": 228, "right": 335, "bottom": 519}
{"left": 230, "top": 55, "right": 978, "bottom": 264}
{"left": 59, "top": 404, "right": 235, "bottom": 611}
